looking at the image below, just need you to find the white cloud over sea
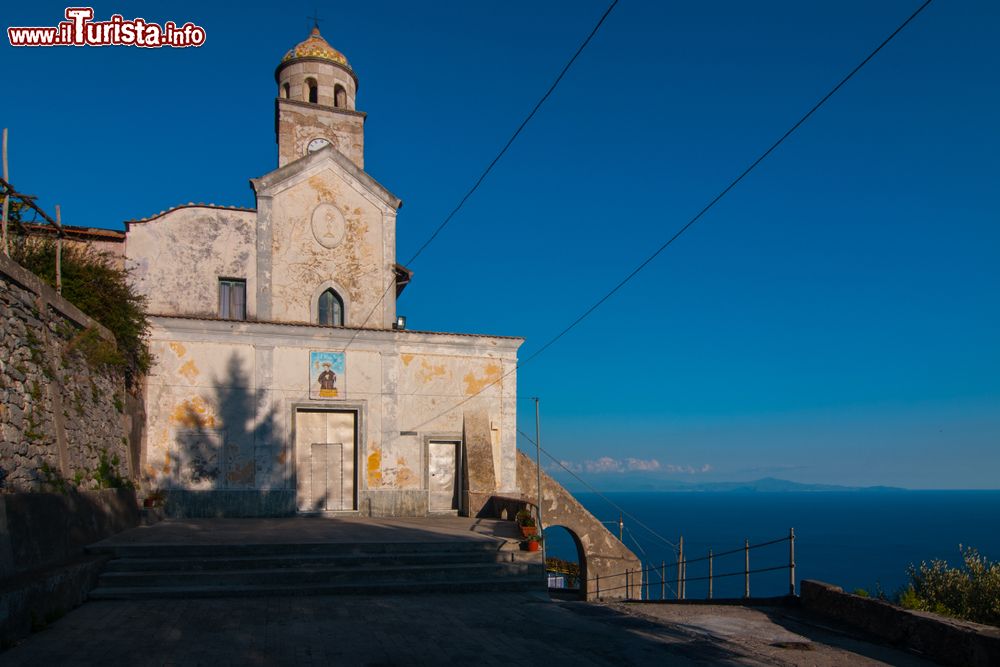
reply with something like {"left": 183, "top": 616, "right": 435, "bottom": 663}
{"left": 554, "top": 457, "right": 711, "bottom": 475}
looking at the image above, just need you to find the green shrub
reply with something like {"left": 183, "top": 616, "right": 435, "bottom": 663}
{"left": 94, "top": 450, "right": 133, "bottom": 490}
{"left": 901, "top": 546, "right": 1000, "bottom": 627}
{"left": 11, "top": 238, "right": 151, "bottom": 386}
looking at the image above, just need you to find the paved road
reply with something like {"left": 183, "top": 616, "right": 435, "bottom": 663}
{"left": 3, "top": 593, "right": 937, "bottom": 666}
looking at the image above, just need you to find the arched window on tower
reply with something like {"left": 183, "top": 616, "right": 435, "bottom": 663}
{"left": 281, "top": 82, "right": 290, "bottom": 99}
{"left": 305, "top": 77, "right": 318, "bottom": 104}
{"left": 318, "top": 288, "right": 344, "bottom": 326}
{"left": 334, "top": 84, "right": 347, "bottom": 108}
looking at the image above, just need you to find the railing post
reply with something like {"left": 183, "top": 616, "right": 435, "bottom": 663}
{"left": 676, "top": 536, "right": 683, "bottom": 600}
{"left": 744, "top": 538, "right": 750, "bottom": 599}
{"left": 660, "top": 561, "right": 665, "bottom": 601}
{"left": 595, "top": 572, "right": 600, "bottom": 599}
{"left": 681, "top": 556, "right": 687, "bottom": 600}
{"left": 708, "top": 549, "right": 713, "bottom": 600}
{"left": 626, "top": 568, "right": 630, "bottom": 601}
{"left": 789, "top": 527, "right": 796, "bottom": 596}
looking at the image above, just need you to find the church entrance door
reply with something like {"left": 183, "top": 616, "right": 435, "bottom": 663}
{"left": 427, "top": 440, "right": 461, "bottom": 512}
{"left": 295, "top": 409, "right": 357, "bottom": 512}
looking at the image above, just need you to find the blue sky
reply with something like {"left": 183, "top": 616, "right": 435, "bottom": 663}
{"left": 4, "top": 1, "right": 998, "bottom": 489}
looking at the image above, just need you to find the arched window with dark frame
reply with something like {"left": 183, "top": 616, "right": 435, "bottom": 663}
{"left": 334, "top": 84, "right": 347, "bottom": 108}
{"left": 318, "top": 288, "right": 344, "bottom": 326}
{"left": 305, "top": 77, "right": 318, "bottom": 104}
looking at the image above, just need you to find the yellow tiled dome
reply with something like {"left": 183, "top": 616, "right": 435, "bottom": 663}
{"left": 282, "top": 27, "right": 350, "bottom": 68}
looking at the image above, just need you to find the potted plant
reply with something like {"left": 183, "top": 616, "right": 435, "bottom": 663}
{"left": 525, "top": 534, "right": 543, "bottom": 552}
{"left": 519, "top": 516, "right": 537, "bottom": 537}
{"left": 143, "top": 489, "right": 165, "bottom": 508}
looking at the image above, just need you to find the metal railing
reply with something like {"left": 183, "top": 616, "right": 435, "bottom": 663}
{"left": 589, "top": 528, "right": 796, "bottom": 601}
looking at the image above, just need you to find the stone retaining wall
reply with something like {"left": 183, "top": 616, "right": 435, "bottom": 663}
{"left": 0, "top": 253, "right": 131, "bottom": 492}
{"left": 800, "top": 579, "right": 1000, "bottom": 667}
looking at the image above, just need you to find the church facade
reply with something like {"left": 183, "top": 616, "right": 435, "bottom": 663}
{"left": 123, "top": 28, "right": 522, "bottom": 517}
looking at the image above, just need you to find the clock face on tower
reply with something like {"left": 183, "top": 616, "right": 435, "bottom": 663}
{"left": 307, "top": 137, "right": 331, "bottom": 154}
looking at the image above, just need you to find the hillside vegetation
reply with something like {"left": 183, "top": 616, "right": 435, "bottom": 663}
{"left": 12, "top": 238, "right": 151, "bottom": 386}
{"left": 900, "top": 546, "right": 1000, "bottom": 627}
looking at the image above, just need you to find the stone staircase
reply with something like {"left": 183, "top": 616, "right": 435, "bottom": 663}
{"left": 86, "top": 539, "right": 545, "bottom": 600}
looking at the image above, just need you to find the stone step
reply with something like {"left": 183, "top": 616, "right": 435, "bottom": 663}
{"left": 103, "top": 549, "right": 524, "bottom": 572}
{"left": 87, "top": 539, "right": 503, "bottom": 559}
{"left": 88, "top": 575, "right": 547, "bottom": 600}
{"left": 87, "top": 529, "right": 545, "bottom": 600}
{"left": 98, "top": 561, "right": 541, "bottom": 588}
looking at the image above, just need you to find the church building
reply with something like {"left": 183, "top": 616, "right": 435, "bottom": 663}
{"left": 123, "top": 27, "right": 523, "bottom": 517}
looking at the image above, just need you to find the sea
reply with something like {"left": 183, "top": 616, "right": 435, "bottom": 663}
{"left": 543, "top": 490, "right": 1000, "bottom": 600}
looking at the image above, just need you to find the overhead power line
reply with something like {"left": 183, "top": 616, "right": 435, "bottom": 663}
{"left": 402, "top": 0, "right": 934, "bottom": 470}
{"left": 405, "top": 0, "right": 620, "bottom": 266}
{"left": 519, "top": 0, "right": 935, "bottom": 368}
{"left": 346, "top": 0, "right": 620, "bottom": 341}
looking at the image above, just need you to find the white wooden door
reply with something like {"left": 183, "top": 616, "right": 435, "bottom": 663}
{"left": 428, "top": 441, "right": 460, "bottom": 512}
{"left": 296, "top": 410, "right": 356, "bottom": 511}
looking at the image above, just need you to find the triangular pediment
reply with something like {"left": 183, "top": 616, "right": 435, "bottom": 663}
{"left": 251, "top": 145, "right": 401, "bottom": 211}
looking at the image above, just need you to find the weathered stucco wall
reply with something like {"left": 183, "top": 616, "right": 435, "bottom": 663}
{"left": 277, "top": 101, "right": 365, "bottom": 169}
{"left": 265, "top": 157, "right": 397, "bottom": 328}
{"left": 140, "top": 316, "right": 520, "bottom": 517}
{"left": 126, "top": 207, "right": 258, "bottom": 318}
{"left": 0, "top": 253, "right": 131, "bottom": 492}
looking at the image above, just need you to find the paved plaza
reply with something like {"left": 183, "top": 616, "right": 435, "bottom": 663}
{"left": 1, "top": 518, "right": 940, "bottom": 665}
{"left": 3, "top": 592, "right": 936, "bottom": 666}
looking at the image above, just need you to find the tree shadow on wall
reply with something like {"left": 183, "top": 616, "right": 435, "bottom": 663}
{"left": 166, "top": 353, "right": 331, "bottom": 515}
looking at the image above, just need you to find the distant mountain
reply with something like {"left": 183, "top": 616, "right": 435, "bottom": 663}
{"left": 554, "top": 474, "right": 908, "bottom": 493}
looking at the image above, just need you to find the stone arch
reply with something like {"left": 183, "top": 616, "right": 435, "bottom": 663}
{"left": 305, "top": 77, "right": 318, "bottom": 104}
{"left": 515, "top": 450, "right": 640, "bottom": 600}
{"left": 281, "top": 82, "right": 290, "bottom": 99}
{"left": 543, "top": 524, "right": 587, "bottom": 599}
{"left": 334, "top": 84, "right": 348, "bottom": 108}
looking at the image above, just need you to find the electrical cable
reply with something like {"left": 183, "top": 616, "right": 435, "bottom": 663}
{"left": 343, "top": 0, "right": 620, "bottom": 346}
{"left": 397, "top": 0, "right": 935, "bottom": 456}
{"left": 518, "top": 0, "right": 935, "bottom": 368}
{"left": 405, "top": 0, "right": 620, "bottom": 266}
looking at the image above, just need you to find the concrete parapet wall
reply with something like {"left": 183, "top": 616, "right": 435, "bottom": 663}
{"left": 0, "top": 555, "right": 109, "bottom": 648}
{"left": 0, "top": 488, "right": 139, "bottom": 577}
{"left": 0, "top": 488, "right": 139, "bottom": 647}
{"left": 800, "top": 579, "right": 1000, "bottom": 667}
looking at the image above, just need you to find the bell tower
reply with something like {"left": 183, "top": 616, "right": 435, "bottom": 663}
{"left": 275, "top": 26, "right": 366, "bottom": 168}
